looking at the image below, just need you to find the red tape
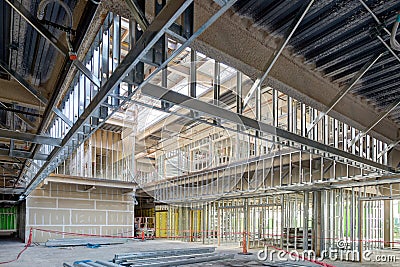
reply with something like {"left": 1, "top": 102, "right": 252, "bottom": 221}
{"left": 3, "top": 227, "right": 392, "bottom": 267}
{"left": 33, "top": 228, "right": 136, "bottom": 239}
{"left": 32, "top": 227, "right": 400, "bottom": 244}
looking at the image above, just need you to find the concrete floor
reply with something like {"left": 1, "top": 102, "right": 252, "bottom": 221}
{"left": 0, "top": 237, "right": 399, "bottom": 267}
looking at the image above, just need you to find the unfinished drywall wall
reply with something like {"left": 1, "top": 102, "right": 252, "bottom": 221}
{"left": 26, "top": 182, "right": 135, "bottom": 243}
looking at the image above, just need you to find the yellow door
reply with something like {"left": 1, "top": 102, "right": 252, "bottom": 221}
{"left": 155, "top": 211, "right": 168, "bottom": 238}
{"left": 190, "top": 210, "right": 202, "bottom": 242}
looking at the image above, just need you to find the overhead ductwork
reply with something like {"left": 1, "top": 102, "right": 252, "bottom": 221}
{"left": 36, "top": 0, "right": 77, "bottom": 60}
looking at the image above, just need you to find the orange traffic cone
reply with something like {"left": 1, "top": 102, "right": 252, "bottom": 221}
{"left": 238, "top": 231, "right": 252, "bottom": 255}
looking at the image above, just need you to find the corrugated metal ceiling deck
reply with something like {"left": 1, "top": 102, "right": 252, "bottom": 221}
{"left": 234, "top": 0, "right": 400, "bottom": 125}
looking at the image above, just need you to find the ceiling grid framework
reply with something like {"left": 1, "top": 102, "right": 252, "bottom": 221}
{"left": 0, "top": 0, "right": 399, "bottom": 199}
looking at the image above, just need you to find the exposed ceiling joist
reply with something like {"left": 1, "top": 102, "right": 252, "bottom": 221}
{"left": 141, "top": 82, "right": 395, "bottom": 173}
{"left": 0, "top": 59, "right": 73, "bottom": 127}
{"left": 0, "top": 128, "right": 62, "bottom": 146}
{"left": 0, "top": 188, "right": 24, "bottom": 194}
{"left": 23, "top": 0, "right": 195, "bottom": 196}
{"left": 0, "top": 79, "right": 42, "bottom": 109}
{"left": 5, "top": 0, "right": 101, "bottom": 88}
{"left": 0, "top": 148, "right": 48, "bottom": 160}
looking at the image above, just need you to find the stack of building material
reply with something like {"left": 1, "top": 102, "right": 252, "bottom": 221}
{"left": 113, "top": 247, "right": 216, "bottom": 263}
{"left": 64, "top": 247, "right": 235, "bottom": 266}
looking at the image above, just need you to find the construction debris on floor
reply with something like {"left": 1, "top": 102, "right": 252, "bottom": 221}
{"left": 45, "top": 238, "right": 129, "bottom": 247}
{"left": 64, "top": 247, "right": 235, "bottom": 267}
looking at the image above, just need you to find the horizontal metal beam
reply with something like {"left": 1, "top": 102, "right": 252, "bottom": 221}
{"left": 330, "top": 175, "right": 400, "bottom": 189}
{"left": 360, "top": 195, "right": 400, "bottom": 201}
{"left": 0, "top": 148, "right": 48, "bottom": 160}
{"left": 142, "top": 83, "right": 395, "bottom": 172}
{"left": 46, "top": 174, "right": 137, "bottom": 189}
{"left": 0, "top": 159, "right": 23, "bottom": 165}
{"left": 0, "top": 188, "right": 24, "bottom": 194}
{"left": 125, "top": 0, "right": 149, "bottom": 31}
{"left": 0, "top": 102, "right": 36, "bottom": 129}
{"left": 0, "top": 104, "right": 41, "bottom": 117}
{"left": 0, "top": 59, "right": 73, "bottom": 127}
{"left": 0, "top": 59, "right": 47, "bottom": 104}
{"left": 0, "top": 128, "right": 62, "bottom": 146}
{"left": 5, "top": 0, "right": 101, "bottom": 88}
{"left": 23, "top": 0, "right": 194, "bottom": 196}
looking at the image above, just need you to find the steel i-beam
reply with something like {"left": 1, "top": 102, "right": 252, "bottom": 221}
{"left": 141, "top": 83, "right": 395, "bottom": 172}
{"left": 0, "top": 59, "right": 73, "bottom": 127}
{"left": 23, "top": 0, "right": 239, "bottom": 196}
{"left": 0, "top": 128, "right": 62, "bottom": 146}
{"left": 125, "top": 0, "right": 149, "bottom": 31}
{"left": 23, "top": 0, "right": 195, "bottom": 196}
{"left": 5, "top": 0, "right": 101, "bottom": 88}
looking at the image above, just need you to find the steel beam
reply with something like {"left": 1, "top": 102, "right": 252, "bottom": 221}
{"left": 5, "top": 0, "right": 101, "bottom": 88}
{"left": 0, "top": 59, "right": 47, "bottom": 104}
{"left": 0, "top": 128, "right": 62, "bottom": 146}
{"left": 141, "top": 83, "right": 394, "bottom": 172}
{"left": 0, "top": 148, "right": 48, "bottom": 160}
{"left": 0, "top": 188, "right": 24, "bottom": 194}
{"left": 242, "top": 0, "right": 315, "bottom": 110}
{"left": 23, "top": 0, "right": 194, "bottom": 196}
{"left": 307, "top": 53, "right": 383, "bottom": 135}
{"left": 0, "top": 59, "right": 73, "bottom": 127}
{"left": 125, "top": 0, "right": 149, "bottom": 31}
{"left": 0, "top": 104, "right": 41, "bottom": 118}
{"left": 22, "top": 0, "right": 239, "bottom": 196}
{"left": 0, "top": 159, "right": 22, "bottom": 165}
{"left": 130, "top": 0, "right": 239, "bottom": 94}
{"left": 0, "top": 102, "right": 36, "bottom": 129}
